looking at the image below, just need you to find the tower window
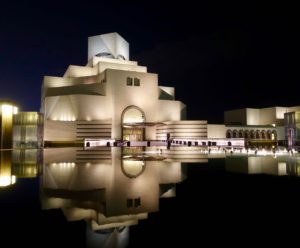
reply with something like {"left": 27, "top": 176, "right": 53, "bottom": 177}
{"left": 126, "top": 77, "right": 133, "bottom": 86}
{"left": 127, "top": 198, "right": 133, "bottom": 208}
{"left": 134, "top": 78, "right": 140, "bottom": 86}
{"left": 134, "top": 197, "right": 141, "bottom": 207}
{"left": 126, "top": 198, "right": 141, "bottom": 208}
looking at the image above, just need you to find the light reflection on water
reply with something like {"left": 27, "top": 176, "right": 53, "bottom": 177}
{"left": 42, "top": 147, "right": 189, "bottom": 248}
{"left": 1, "top": 148, "right": 300, "bottom": 247}
{"left": 225, "top": 153, "right": 300, "bottom": 176}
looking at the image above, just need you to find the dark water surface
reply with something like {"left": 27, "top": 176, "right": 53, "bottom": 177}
{"left": 1, "top": 148, "right": 300, "bottom": 247}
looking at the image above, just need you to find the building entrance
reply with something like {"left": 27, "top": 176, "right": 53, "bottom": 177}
{"left": 121, "top": 106, "right": 145, "bottom": 141}
{"left": 123, "top": 128, "right": 144, "bottom": 141}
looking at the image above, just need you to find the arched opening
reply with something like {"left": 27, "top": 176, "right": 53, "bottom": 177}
{"left": 122, "top": 106, "right": 145, "bottom": 141}
{"left": 244, "top": 130, "right": 250, "bottom": 139}
{"left": 95, "top": 52, "right": 114, "bottom": 59}
{"left": 267, "top": 130, "right": 272, "bottom": 140}
{"left": 255, "top": 130, "right": 261, "bottom": 139}
{"left": 226, "top": 130, "right": 232, "bottom": 138}
{"left": 261, "top": 130, "right": 266, "bottom": 139}
{"left": 238, "top": 130, "right": 244, "bottom": 138}
{"left": 116, "top": 54, "right": 126, "bottom": 60}
{"left": 250, "top": 130, "right": 255, "bottom": 139}
{"left": 121, "top": 160, "right": 146, "bottom": 178}
{"left": 233, "top": 130, "right": 239, "bottom": 138}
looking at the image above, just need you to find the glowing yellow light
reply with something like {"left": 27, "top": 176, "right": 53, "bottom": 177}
{"left": 13, "top": 107, "right": 18, "bottom": 114}
{"left": 11, "top": 175, "right": 16, "bottom": 184}
{"left": 278, "top": 162, "right": 287, "bottom": 175}
{"left": 1, "top": 104, "right": 13, "bottom": 115}
{"left": 0, "top": 176, "right": 16, "bottom": 187}
{"left": 55, "top": 115, "right": 76, "bottom": 121}
{"left": 122, "top": 160, "right": 145, "bottom": 177}
{"left": 123, "top": 108, "right": 145, "bottom": 123}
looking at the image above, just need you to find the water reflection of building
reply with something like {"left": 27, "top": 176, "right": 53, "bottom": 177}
{"left": 284, "top": 156, "right": 300, "bottom": 176}
{"left": 0, "top": 149, "right": 42, "bottom": 187}
{"left": 41, "top": 147, "right": 201, "bottom": 247}
{"left": 225, "top": 155, "right": 300, "bottom": 176}
{"left": 0, "top": 151, "right": 15, "bottom": 187}
{"left": 12, "top": 149, "right": 43, "bottom": 178}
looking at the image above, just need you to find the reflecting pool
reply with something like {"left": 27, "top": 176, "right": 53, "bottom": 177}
{"left": 1, "top": 148, "right": 300, "bottom": 247}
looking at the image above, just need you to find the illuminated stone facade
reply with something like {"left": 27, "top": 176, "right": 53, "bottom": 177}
{"left": 0, "top": 101, "right": 18, "bottom": 149}
{"left": 0, "top": 149, "right": 42, "bottom": 187}
{"left": 41, "top": 33, "right": 207, "bottom": 145}
{"left": 13, "top": 112, "right": 43, "bottom": 148}
{"left": 211, "top": 106, "right": 300, "bottom": 147}
{"left": 285, "top": 111, "right": 300, "bottom": 148}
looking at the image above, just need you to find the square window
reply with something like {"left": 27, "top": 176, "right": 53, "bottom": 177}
{"left": 127, "top": 198, "right": 133, "bottom": 208}
{"left": 127, "top": 77, "right": 133, "bottom": 86}
{"left": 134, "top": 78, "right": 140, "bottom": 86}
{"left": 134, "top": 197, "right": 141, "bottom": 207}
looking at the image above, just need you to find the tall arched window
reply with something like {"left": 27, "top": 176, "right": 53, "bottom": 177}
{"left": 255, "top": 130, "right": 261, "bottom": 139}
{"left": 233, "top": 130, "right": 239, "bottom": 138}
{"left": 267, "top": 130, "right": 272, "bottom": 140}
{"left": 244, "top": 130, "right": 250, "bottom": 139}
{"left": 238, "top": 130, "right": 244, "bottom": 138}
{"left": 250, "top": 130, "right": 255, "bottom": 139}
{"left": 226, "top": 130, "right": 233, "bottom": 138}
{"left": 121, "top": 106, "right": 146, "bottom": 141}
{"left": 271, "top": 130, "right": 277, "bottom": 140}
{"left": 261, "top": 130, "right": 266, "bottom": 139}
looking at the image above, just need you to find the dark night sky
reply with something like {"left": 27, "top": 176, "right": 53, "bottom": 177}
{"left": 0, "top": 0, "right": 299, "bottom": 123}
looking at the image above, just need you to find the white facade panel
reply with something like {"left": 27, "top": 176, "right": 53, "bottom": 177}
{"left": 207, "top": 124, "right": 226, "bottom": 138}
{"left": 44, "top": 120, "right": 76, "bottom": 141}
{"left": 88, "top": 33, "right": 129, "bottom": 61}
{"left": 246, "top": 108, "right": 260, "bottom": 125}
